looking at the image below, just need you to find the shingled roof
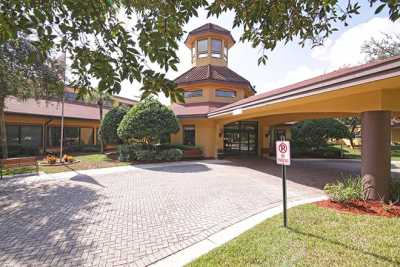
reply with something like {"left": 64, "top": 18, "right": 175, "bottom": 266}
{"left": 5, "top": 97, "right": 108, "bottom": 121}
{"left": 184, "top": 23, "right": 235, "bottom": 46}
{"left": 175, "top": 65, "right": 254, "bottom": 91}
{"left": 209, "top": 55, "right": 400, "bottom": 117}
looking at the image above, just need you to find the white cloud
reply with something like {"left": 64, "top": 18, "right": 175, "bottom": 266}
{"left": 263, "top": 65, "right": 324, "bottom": 91}
{"left": 311, "top": 17, "right": 400, "bottom": 69}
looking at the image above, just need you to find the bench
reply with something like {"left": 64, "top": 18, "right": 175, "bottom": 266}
{"left": 0, "top": 157, "right": 39, "bottom": 179}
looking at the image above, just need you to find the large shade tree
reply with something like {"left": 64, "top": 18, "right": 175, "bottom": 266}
{"left": 101, "top": 106, "right": 128, "bottom": 145}
{"left": 0, "top": 38, "right": 63, "bottom": 159}
{"left": 83, "top": 88, "right": 112, "bottom": 153}
{"left": 291, "top": 118, "right": 349, "bottom": 151}
{"left": 117, "top": 97, "right": 179, "bottom": 144}
{"left": 362, "top": 33, "right": 400, "bottom": 62}
{"left": 0, "top": 1, "right": 398, "bottom": 100}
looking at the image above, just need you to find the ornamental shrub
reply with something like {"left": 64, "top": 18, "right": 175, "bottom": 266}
{"left": 324, "top": 175, "right": 363, "bottom": 203}
{"left": 166, "top": 148, "right": 183, "bottom": 161}
{"left": 101, "top": 106, "right": 128, "bottom": 145}
{"left": 291, "top": 118, "right": 349, "bottom": 152}
{"left": 117, "top": 97, "right": 179, "bottom": 144}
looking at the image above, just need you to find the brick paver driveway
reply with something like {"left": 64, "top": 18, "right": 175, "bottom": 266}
{"left": 1, "top": 159, "right": 398, "bottom": 266}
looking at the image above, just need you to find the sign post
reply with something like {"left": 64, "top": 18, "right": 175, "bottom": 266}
{"left": 276, "top": 138, "right": 291, "bottom": 228}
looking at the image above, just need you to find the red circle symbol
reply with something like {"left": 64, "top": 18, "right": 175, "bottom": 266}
{"left": 278, "top": 143, "right": 287, "bottom": 153}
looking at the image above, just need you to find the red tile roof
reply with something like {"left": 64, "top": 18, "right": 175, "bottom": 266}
{"left": 5, "top": 97, "right": 107, "bottom": 121}
{"left": 171, "top": 102, "right": 227, "bottom": 118}
{"left": 210, "top": 55, "right": 400, "bottom": 115}
{"left": 175, "top": 65, "right": 253, "bottom": 89}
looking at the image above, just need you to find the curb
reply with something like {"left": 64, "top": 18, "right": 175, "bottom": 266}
{"left": 150, "top": 195, "right": 328, "bottom": 267}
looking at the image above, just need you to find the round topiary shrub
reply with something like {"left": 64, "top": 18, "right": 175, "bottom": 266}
{"left": 117, "top": 97, "right": 179, "bottom": 144}
{"left": 101, "top": 106, "right": 128, "bottom": 145}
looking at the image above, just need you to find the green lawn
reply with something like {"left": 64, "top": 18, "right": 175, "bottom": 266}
{"left": 189, "top": 204, "right": 400, "bottom": 267}
{"left": 337, "top": 145, "right": 400, "bottom": 161}
{"left": 1, "top": 153, "right": 128, "bottom": 177}
{"left": 39, "top": 153, "right": 128, "bottom": 174}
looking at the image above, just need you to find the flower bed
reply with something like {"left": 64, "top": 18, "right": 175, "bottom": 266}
{"left": 317, "top": 200, "right": 400, "bottom": 217}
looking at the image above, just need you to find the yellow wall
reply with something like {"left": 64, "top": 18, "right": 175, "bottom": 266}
{"left": 171, "top": 118, "right": 217, "bottom": 158}
{"left": 178, "top": 82, "right": 252, "bottom": 105}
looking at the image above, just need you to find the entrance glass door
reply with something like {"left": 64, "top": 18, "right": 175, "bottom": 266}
{"left": 224, "top": 121, "right": 258, "bottom": 155}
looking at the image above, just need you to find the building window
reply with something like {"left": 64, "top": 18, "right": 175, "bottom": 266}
{"left": 184, "top": 90, "right": 203, "bottom": 98}
{"left": 20, "top": 126, "right": 42, "bottom": 147}
{"left": 216, "top": 89, "right": 236, "bottom": 98}
{"left": 183, "top": 125, "right": 195, "bottom": 146}
{"left": 80, "top": 128, "right": 94, "bottom": 145}
{"left": 197, "top": 39, "right": 208, "bottom": 58}
{"left": 48, "top": 127, "right": 95, "bottom": 147}
{"left": 191, "top": 46, "right": 196, "bottom": 63}
{"left": 6, "top": 125, "right": 20, "bottom": 146}
{"left": 211, "top": 39, "right": 222, "bottom": 58}
{"left": 6, "top": 125, "right": 42, "bottom": 147}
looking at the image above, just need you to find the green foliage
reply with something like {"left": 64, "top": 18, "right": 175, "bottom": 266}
{"left": 291, "top": 119, "right": 349, "bottom": 152}
{"left": 156, "top": 143, "right": 199, "bottom": 151}
{"left": 64, "top": 144, "right": 101, "bottom": 153}
{"left": 101, "top": 106, "right": 128, "bottom": 144}
{"left": 391, "top": 179, "right": 400, "bottom": 203}
{"left": 1, "top": 1, "right": 398, "bottom": 100}
{"left": 0, "top": 1, "right": 207, "bottom": 101}
{"left": 117, "top": 97, "right": 179, "bottom": 144}
{"left": 117, "top": 144, "right": 183, "bottom": 162}
{"left": 324, "top": 175, "right": 363, "bottom": 203}
{"left": 361, "top": 33, "right": 400, "bottom": 62}
{"left": 0, "top": 144, "right": 40, "bottom": 158}
{"left": 208, "top": 1, "right": 399, "bottom": 64}
{"left": 135, "top": 150, "right": 157, "bottom": 161}
{"left": 292, "top": 145, "right": 342, "bottom": 159}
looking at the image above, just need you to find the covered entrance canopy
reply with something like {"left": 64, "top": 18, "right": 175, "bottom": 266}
{"left": 224, "top": 121, "right": 258, "bottom": 155}
{"left": 209, "top": 56, "right": 400, "bottom": 200}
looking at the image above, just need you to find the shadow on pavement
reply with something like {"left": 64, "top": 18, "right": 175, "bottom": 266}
{"left": 137, "top": 163, "right": 211, "bottom": 173}
{"left": 0, "top": 180, "right": 108, "bottom": 266}
{"left": 226, "top": 157, "right": 361, "bottom": 190}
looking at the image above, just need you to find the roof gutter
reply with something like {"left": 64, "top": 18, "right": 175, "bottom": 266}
{"left": 208, "top": 60, "right": 400, "bottom": 118}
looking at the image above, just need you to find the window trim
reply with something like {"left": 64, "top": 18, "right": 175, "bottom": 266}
{"left": 6, "top": 124, "right": 43, "bottom": 146}
{"left": 184, "top": 89, "right": 203, "bottom": 98}
{"left": 197, "top": 39, "right": 208, "bottom": 58}
{"left": 215, "top": 89, "right": 237, "bottom": 98}
{"left": 211, "top": 39, "right": 222, "bottom": 58}
{"left": 183, "top": 125, "right": 196, "bottom": 146}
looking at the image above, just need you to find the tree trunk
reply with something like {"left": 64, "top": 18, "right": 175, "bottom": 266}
{"left": 99, "top": 103, "right": 104, "bottom": 154}
{"left": 0, "top": 97, "right": 8, "bottom": 159}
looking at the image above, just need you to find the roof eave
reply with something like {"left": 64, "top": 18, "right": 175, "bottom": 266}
{"left": 208, "top": 59, "right": 400, "bottom": 118}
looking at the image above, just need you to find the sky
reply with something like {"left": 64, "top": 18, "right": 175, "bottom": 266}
{"left": 117, "top": 1, "right": 400, "bottom": 104}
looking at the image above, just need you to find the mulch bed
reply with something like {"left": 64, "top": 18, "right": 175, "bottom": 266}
{"left": 316, "top": 200, "right": 400, "bottom": 217}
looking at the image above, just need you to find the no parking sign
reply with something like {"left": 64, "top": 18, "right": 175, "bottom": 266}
{"left": 276, "top": 141, "right": 291, "bottom": 166}
{"left": 276, "top": 140, "right": 291, "bottom": 227}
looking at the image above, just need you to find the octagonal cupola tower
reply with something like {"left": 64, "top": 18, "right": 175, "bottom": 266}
{"left": 173, "top": 23, "right": 255, "bottom": 114}
{"left": 184, "top": 23, "right": 235, "bottom": 67}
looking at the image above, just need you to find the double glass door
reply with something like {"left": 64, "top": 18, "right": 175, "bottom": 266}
{"left": 223, "top": 121, "right": 258, "bottom": 155}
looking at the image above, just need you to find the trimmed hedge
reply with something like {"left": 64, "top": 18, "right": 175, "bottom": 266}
{"left": 64, "top": 144, "right": 101, "bottom": 153}
{"left": 117, "top": 144, "right": 183, "bottom": 162}
{"left": 101, "top": 106, "right": 128, "bottom": 144}
{"left": 0, "top": 145, "right": 40, "bottom": 158}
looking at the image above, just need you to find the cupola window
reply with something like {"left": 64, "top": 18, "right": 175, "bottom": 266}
{"left": 184, "top": 90, "right": 203, "bottom": 98}
{"left": 216, "top": 89, "right": 236, "bottom": 98}
{"left": 197, "top": 39, "right": 208, "bottom": 58}
{"left": 211, "top": 39, "right": 222, "bottom": 58}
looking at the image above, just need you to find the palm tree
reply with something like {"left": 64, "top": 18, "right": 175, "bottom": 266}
{"left": 84, "top": 89, "right": 112, "bottom": 153}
